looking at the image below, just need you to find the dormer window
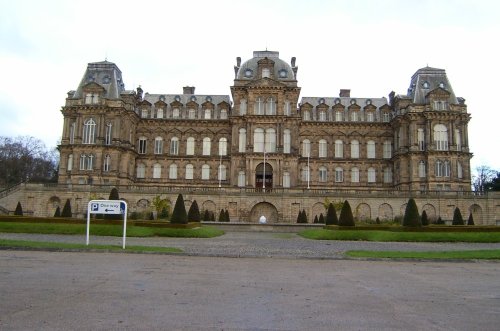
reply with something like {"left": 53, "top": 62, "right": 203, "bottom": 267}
{"left": 172, "top": 108, "right": 180, "bottom": 119}
{"left": 220, "top": 109, "right": 228, "bottom": 119}
{"left": 262, "top": 68, "right": 270, "bottom": 78}
{"left": 422, "top": 81, "right": 430, "bottom": 89}
{"left": 439, "top": 82, "right": 445, "bottom": 88}
{"left": 244, "top": 69, "right": 253, "bottom": 78}
{"left": 141, "top": 109, "right": 148, "bottom": 118}
{"left": 85, "top": 93, "right": 99, "bottom": 104}
{"left": 278, "top": 69, "right": 287, "bottom": 78}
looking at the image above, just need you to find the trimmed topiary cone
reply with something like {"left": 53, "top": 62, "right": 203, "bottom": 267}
{"left": 338, "top": 200, "right": 355, "bottom": 226}
{"left": 452, "top": 207, "right": 464, "bottom": 225}
{"left": 467, "top": 213, "right": 474, "bottom": 225}
{"left": 313, "top": 215, "right": 319, "bottom": 223}
{"left": 187, "top": 200, "right": 201, "bottom": 222}
{"left": 171, "top": 194, "right": 187, "bottom": 224}
{"left": 421, "top": 210, "right": 429, "bottom": 226}
{"left": 403, "top": 198, "right": 421, "bottom": 227}
{"left": 61, "top": 199, "right": 72, "bottom": 218}
{"left": 326, "top": 203, "right": 338, "bottom": 225}
{"left": 54, "top": 206, "right": 61, "bottom": 217}
{"left": 14, "top": 201, "right": 23, "bottom": 216}
{"left": 318, "top": 213, "right": 325, "bottom": 224}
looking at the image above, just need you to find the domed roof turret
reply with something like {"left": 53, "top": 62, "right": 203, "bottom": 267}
{"left": 235, "top": 51, "right": 297, "bottom": 82}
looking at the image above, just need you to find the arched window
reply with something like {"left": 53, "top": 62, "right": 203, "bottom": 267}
{"left": 383, "top": 140, "right": 392, "bottom": 159}
{"left": 265, "top": 97, "right": 276, "bottom": 115}
{"left": 239, "top": 99, "right": 247, "bottom": 115}
{"left": 153, "top": 163, "right": 161, "bottom": 179}
{"left": 335, "top": 167, "right": 344, "bottom": 182}
{"left": 188, "top": 108, "right": 195, "bottom": 119}
{"left": 201, "top": 164, "right": 210, "bottom": 180}
{"left": 204, "top": 109, "right": 211, "bottom": 119}
{"left": 136, "top": 164, "right": 145, "bottom": 178}
{"left": 185, "top": 164, "right": 194, "bottom": 180}
{"left": 284, "top": 101, "right": 291, "bottom": 116}
{"left": 367, "top": 167, "right": 376, "bottom": 183}
{"left": 265, "top": 128, "right": 276, "bottom": 152}
{"left": 283, "top": 171, "right": 290, "bottom": 188}
{"left": 303, "top": 110, "right": 310, "bottom": 121}
{"left": 154, "top": 137, "right": 164, "bottom": 155}
{"left": 105, "top": 123, "right": 112, "bottom": 145}
{"left": 335, "top": 140, "right": 343, "bottom": 158}
{"left": 455, "top": 129, "right": 461, "bottom": 151}
{"left": 350, "top": 140, "right": 359, "bottom": 159}
{"left": 318, "top": 110, "right": 326, "bottom": 121}
{"left": 172, "top": 108, "right": 180, "bottom": 119}
{"left": 383, "top": 167, "right": 392, "bottom": 183}
{"left": 254, "top": 97, "right": 264, "bottom": 115}
{"left": 443, "top": 160, "right": 451, "bottom": 177}
{"left": 156, "top": 108, "right": 164, "bottom": 119}
{"left": 67, "top": 154, "right": 73, "bottom": 172}
{"left": 169, "top": 164, "right": 177, "bottom": 179}
{"left": 418, "top": 128, "right": 425, "bottom": 151}
{"left": 367, "top": 140, "right": 375, "bottom": 158}
{"left": 219, "top": 137, "right": 227, "bottom": 156}
{"left": 138, "top": 137, "right": 147, "bottom": 154}
{"left": 238, "top": 171, "right": 246, "bottom": 187}
{"left": 186, "top": 137, "right": 195, "bottom": 155}
{"left": 83, "top": 118, "right": 96, "bottom": 144}
{"left": 457, "top": 162, "right": 463, "bottom": 179}
{"left": 419, "top": 160, "right": 426, "bottom": 177}
{"left": 202, "top": 137, "right": 211, "bottom": 156}
{"left": 69, "top": 122, "right": 75, "bottom": 144}
{"left": 319, "top": 139, "right": 327, "bottom": 158}
{"left": 238, "top": 129, "right": 246, "bottom": 152}
{"left": 283, "top": 129, "right": 291, "bottom": 154}
{"left": 335, "top": 110, "right": 343, "bottom": 122}
{"left": 435, "top": 160, "right": 443, "bottom": 177}
{"left": 169, "top": 137, "right": 179, "bottom": 155}
{"left": 78, "top": 154, "right": 85, "bottom": 170}
{"left": 218, "top": 164, "right": 226, "bottom": 181}
{"left": 254, "top": 128, "right": 264, "bottom": 152}
{"left": 103, "top": 154, "right": 111, "bottom": 172}
{"left": 434, "top": 124, "right": 448, "bottom": 151}
{"left": 319, "top": 166, "right": 328, "bottom": 182}
{"left": 351, "top": 167, "right": 359, "bottom": 183}
{"left": 302, "top": 139, "right": 311, "bottom": 157}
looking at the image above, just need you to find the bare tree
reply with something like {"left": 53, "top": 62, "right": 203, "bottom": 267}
{"left": 472, "top": 165, "right": 497, "bottom": 193}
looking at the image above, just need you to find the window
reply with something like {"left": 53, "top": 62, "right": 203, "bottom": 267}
{"left": 443, "top": 160, "right": 450, "bottom": 177}
{"left": 303, "top": 110, "right": 311, "bottom": 121}
{"left": 254, "top": 97, "right": 264, "bottom": 115}
{"left": 351, "top": 140, "right": 359, "bottom": 159}
{"left": 240, "top": 99, "right": 247, "bottom": 115}
{"left": 238, "top": 129, "right": 246, "bottom": 152}
{"left": 105, "top": 123, "right": 112, "bottom": 145}
{"left": 67, "top": 154, "right": 73, "bottom": 171}
{"left": 383, "top": 141, "right": 392, "bottom": 159}
{"left": 335, "top": 167, "right": 344, "bottom": 182}
{"left": 301, "top": 166, "right": 310, "bottom": 182}
{"left": 367, "top": 167, "right": 376, "bottom": 183}
{"left": 141, "top": 109, "right": 148, "bottom": 118}
{"left": 382, "top": 112, "right": 390, "bottom": 122}
{"left": 284, "top": 101, "right": 291, "bottom": 116}
{"left": 351, "top": 111, "right": 358, "bottom": 122}
{"left": 83, "top": 118, "right": 96, "bottom": 144}
{"left": 351, "top": 167, "right": 359, "bottom": 183}
{"left": 202, "top": 137, "right": 211, "bottom": 156}
{"left": 265, "top": 97, "right": 276, "bottom": 115}
{"left": 204, "top": 109, "right": 211, "bottom": 119}
{"left": 434, "top": 124, "right": 448, "bottom": 151}
{"left": 319, "top": 139, "right": 327, "bottom": 158}
{"left": 219, "top": 137, "right": 227, "bottom": 156}
{"left": 302, "top": 139, "right": 311, "bottom": 157}
{"left": 85, "top": 93, "right": 99, "bottom": 104}
{"left": 237, "top": 171, "right": 245, "bottom": 187}
{"left": 186, "top": 137, "right": 195, "bottom": 155}
{"left": 154, "top": 137, "right": 164, "bottom": 155}
{"left": 153, "top": 163, "right": 161, "bottom": 179}
{"left": 188, "top": 109, "right": 195, "bottom": 119}
{"left": 366, "top": 112, "right": 374, "bottom": 122}
{"left": 69, "top": 122, "right": 75, "bottom": 144}
{"left": 367, "top": 140, "right": 375, "bottom": 159}
{"left": 254, "top": 128, "right": 264, "bottom": 152}
{"left": 435, "top": 160, "right": 443, "bottom": 177}
{"left": 169, "top": 137, "right": 179, "bottom": 155}
{"left": 383, "top": 167, "right": 392, "bottom": 183}
{"left": 220, "top": 109, "right": 228, "bottom": 119}
{"left": 335, "top": 140, "right": 343, "bottom": 158}
{"left": 319, "top": 166, "right": 327, "bottom": 182}
{"left": 418, "top": 128, "right": 425, "bottom": 151}
{"left": 218, "top": 164, "right": 226, "bottom": 181}
{"left": 136, "top": 164, "right": 145, "bottom": 178}
{"left": 319, "top": 110, "right": 326, "bottom": 121}
{"left": 103, "top": 154, "right": 111, "bottom": 172}
{"left": 455, "top": 129, "right": 461, "bottom": 151}
{"left": 282, "top": 172, "right": 290, "bottom": 188}
{"left": 201, "top": 164, "right": 210, "bottom": 180}
{"left": 265, "top": 128, "right": 276, "bottom": 152}
{"left": 335, "top": 110, "right": 343, "bottom": 122}
{"left": 283, "top": 129, "right": 291, "bottom": 154}
{"left": 138, "top": 137, "right": 147, "bottom": 154}
{"left": 172, "top": 108, "right": 180, "bottom": 119}
{"left": 262, "top": 68, "right": 270, "bottom": 78}
{"left": 185, "top": 164, "right": 194, "bottom": 180}
{"left": 419, "top": 160, "right": 426, "bottom": 178}
{"left": 457, "top": 162, "right": 463, "bottom": 179}
{"left": 157, "top": 108, "right": 164, "bottom": 119}
{"left": 81, "top": 154, "right": 93, "bottom": 170}
{"left": 169, "top": 164, "right": 177, "bottom": 179}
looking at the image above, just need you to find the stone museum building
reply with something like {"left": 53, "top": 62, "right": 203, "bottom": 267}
{"left": 1, "top": 51, "right": 498, "bottom": 223}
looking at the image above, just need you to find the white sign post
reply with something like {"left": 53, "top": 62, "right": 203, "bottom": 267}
{"left": 87, "top": 200, "right": 128, "bottom": 249}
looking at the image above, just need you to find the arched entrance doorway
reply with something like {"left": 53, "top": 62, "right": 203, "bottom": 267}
{"left": 255, "top": 162, "right": 273, "bottom": 189}
{"left": 248, "top": 202, "right": 279, "bottom": 223}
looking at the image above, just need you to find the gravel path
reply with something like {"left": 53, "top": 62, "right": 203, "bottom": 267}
{"left": 2, "top": 231, "right": 500, "bottom": 259}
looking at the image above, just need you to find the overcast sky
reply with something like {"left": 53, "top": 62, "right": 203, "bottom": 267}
{"left": 1, "top": 0, "right": 499, "bottom": 171}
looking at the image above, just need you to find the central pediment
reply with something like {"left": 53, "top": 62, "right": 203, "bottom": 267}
{"left": 244, "top": 77, "right": 287, "bottom": 88}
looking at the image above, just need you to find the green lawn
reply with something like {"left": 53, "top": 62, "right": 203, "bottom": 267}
{"left": 0, "top": 222, "right": 224, "bottom": 238}
{"left": 0, "top": 239, "right": 183, "bottom": 253}
{"left": 346, "top": 249, "right": 500, "bottom": 259}
{"left": 299, "top": 229, "right": 500, "bottom": 243}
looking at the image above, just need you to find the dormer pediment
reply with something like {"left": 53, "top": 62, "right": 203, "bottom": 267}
{"left": 426, "top": 87, "right": 451, "bottom": 99}
{"left": 245, "top": 77, "right": 287, "bottom": 88}
{"left": 82, "top": 82, "right": 105, "bottom": 93}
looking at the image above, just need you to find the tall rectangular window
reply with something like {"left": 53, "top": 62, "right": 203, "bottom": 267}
{"left": 69, "top": 122, "right": 75, "bottom": 144}
{"left": 155, "top": 137, "right": 164, "bottom": 154}
{"left": 383, "top": 141, "right": 392, "bottom": 159}
{"left": 283, "top": 130, "right": 291, "bottom": 154}
{"left": 170, "top": 138, "right": 179, "bottom": 155}
{"left": 417, "top": 128, "right": 425, "bottom": 151}
{"left": 367, "top": 141, "right": 375, "bottom": 159}
{"left": 239, "top": 129, "right": 246, "bottom": 153}
{"left": 335, "top": 140, "right": 343, "bottom": 158}
{"left": 105, "top": 123, "right": 112, "bottom": 145}
{"left": 138, "top": 137, "right": 147, "bottom": 154}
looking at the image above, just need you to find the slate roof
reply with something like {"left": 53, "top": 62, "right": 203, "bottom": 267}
{"left": 300, "top": 96, "right": 388, "bottom": 108}
{"left": 143, "top": 93, "right": 231, "bottom": 107}
{"left": 73, "top": 61, "right": 126, "bottom": 99}
{"left": 236, "top": 50, "right": 296, "bottom": 81}
{"left": 407, "top": 66, "right": 458, "bottom": 104}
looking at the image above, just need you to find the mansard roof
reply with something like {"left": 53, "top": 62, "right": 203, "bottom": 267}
{"left": 300, "top": 96, "right": 388, "bottom": 109}
{"left": 143, "top": 93, "right": 231, "bottom": 108}
{"left": 73, "top": 60, "right": 126, "bottom": 99}
{"left": 406, "top": 66, "right": 458, "bottom": 104}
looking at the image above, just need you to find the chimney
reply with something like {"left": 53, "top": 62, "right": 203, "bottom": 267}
{"left": 183, "top": 86, "right": 195, "bottom": 94}
{"left": 339, "top": 89, "right": 350, "bottom": 98}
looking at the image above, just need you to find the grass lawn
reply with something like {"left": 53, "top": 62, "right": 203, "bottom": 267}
{"left": 299, "top": 229, "right": 500, "bottom": 243}
{"left": 0, "top": 222, "right": 224, "bottom": 238}
{"left": 0, "top": 239, "right": 183, "bottom": 253}
{"left": 346, "top": 249, "right": 500, "bottom": 260}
